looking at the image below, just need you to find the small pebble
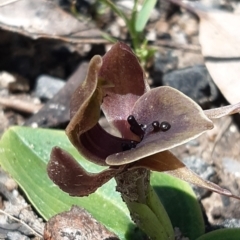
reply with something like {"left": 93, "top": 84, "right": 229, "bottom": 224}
{"left": 0, "top": 71, "right": 15, "bottom": 89}
{"left": 5, "top": 179, "right": 17, "bottom": 191}
{"left": 35, "top": 75, "right": 65, "bottom": 100}
{"left": 222, "top": 157, "right": 240, "bottom": 178}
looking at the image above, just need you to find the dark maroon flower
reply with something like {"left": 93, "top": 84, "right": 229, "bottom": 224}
{"left": 47, "top": 42, "right": 240, "bottom": 199}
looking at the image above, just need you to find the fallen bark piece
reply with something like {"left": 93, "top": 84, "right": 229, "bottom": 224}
{"left": 170, "top": 0, "right": 240, "bottom": 103}
{"left": 0, "top": 0, "right": 104, "bottom": 43}
{"left": 44, "top": 206, "right": 119, "bottom": 240}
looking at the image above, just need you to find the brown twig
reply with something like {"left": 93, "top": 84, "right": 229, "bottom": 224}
{"left": 154, "top": 40, "right": 201, "bottom": 52}
{"left": 0, "top": 97, "right": 43, "bottom": 114}
{"left": 211, "top": 117, "right": 232, "bottom": 157}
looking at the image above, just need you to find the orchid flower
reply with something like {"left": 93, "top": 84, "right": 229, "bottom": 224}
{"left": 47, "top": 42, "right": 240, "bottom": 200}
{"left": 47, "top": 42, "right": 240, "bottom": 239}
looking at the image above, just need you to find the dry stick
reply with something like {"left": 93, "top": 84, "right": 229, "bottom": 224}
{"left": 0, "top": 209, "right": 43, "bottom": 238}
{"left": 211, "top": 117, "right": 232, "bottom": 157}
{"left": 0, "top": 0, "right": 20, "bottom": 7}
{"left": 154, "top": 40, "right": 201, "bottom": 52}
{"left": 0, "top": 97, "right": 43, "bottom": 114}
{"left": 29, "top": 35, "right": 110, "bottom": 44}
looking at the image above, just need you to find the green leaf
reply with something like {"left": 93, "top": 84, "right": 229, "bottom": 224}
{"left": 196, "top": 228, "right": 240, "bottom": 240}
{"left": 0, "top": 126, "right": 204, "bottom": 239}
{"left": 126, "top": 201, "right": 172, "bottom": 240}
{"left": 151, "top": 173, "right": 205, "bottom": 240}
{"left": 135, "top": 0, "right": 157, "bottom": 32}
{"left": 0, "top": 126, "right": 143, "bottom": 240}
{"left": 146, "top": 186, "right": 174, "bottom": 239}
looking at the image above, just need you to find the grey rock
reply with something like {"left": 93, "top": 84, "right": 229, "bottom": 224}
{"left": 162, "top": 65, "right": 219, "bottom": 107}
{"left": 221, "top": 218, "right": 240, "bottom": 228}
{"left": 182, "top": 156, "right": 217, "bottom": 199}
{"left": 7, "top": 231, "right": 30, "bottom": 240}
{"left": 35, "top": 74, "right": 65, "bottom": 100}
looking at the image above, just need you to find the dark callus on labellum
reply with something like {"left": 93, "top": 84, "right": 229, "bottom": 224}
{"left": 127, "top": 115, "right": 146, "bottom": 140}
{"left": 152, "top": 121, "right": 171, "bottom": 132}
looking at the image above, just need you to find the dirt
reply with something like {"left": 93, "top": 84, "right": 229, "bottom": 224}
{"left": 172, "top": 116, "right": 240, "bottom": 226}
{"left": 0, "top": 0, "right": 239, "bottom": 239}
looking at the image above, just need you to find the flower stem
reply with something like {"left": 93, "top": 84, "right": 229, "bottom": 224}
{"left": 115, "top": 168, "right": 174, "bottom": 240}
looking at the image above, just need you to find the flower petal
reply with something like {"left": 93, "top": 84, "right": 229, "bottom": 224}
{"left": 66, "top": 55, "right": 130, "bottom": 165}
{"left": 80, "top": 123, "right": 138, "bottom": 165}
{"left": 47, "top": 147, "right": 119, "bottom": 197}
{"left": 68, "top": 55, "right": 103, "bottom": 122}
{"left": 132, "top": 151, "right": 185, "bottom": 172}
{"left": 106, "top": 86, "right": 213, "bottom": 165}
{"left": 66, "top": 55, "right": 104, "bottom": 164}
{"left": 99, "top": 42, "right": 149, "bottom": 140}
{"left": 132, "top": 151, "right": 240, "bottom": 200}
{"left": 204, "top": 102, "right": 240, "bottom": 119}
